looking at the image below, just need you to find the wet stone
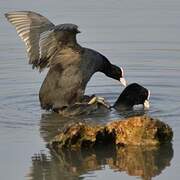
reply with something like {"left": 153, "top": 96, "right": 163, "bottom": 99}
{"left": 49, "top": 115, "right": 173, "bottom": 150}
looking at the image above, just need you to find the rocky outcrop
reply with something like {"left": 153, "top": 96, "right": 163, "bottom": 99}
{"left": 49, "top": 115, "right": 173, "bottom": 150}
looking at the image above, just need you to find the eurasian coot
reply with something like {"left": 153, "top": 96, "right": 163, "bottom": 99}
{"left": 5, "top": 11, "right": 127, "bottom": 111}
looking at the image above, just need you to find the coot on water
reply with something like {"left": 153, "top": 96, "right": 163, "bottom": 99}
{"left": 5, "top": 11, "right": 127, "bottom": 111}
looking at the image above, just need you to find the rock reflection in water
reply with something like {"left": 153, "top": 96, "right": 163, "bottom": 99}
{"left": 28, "top": 143, "right": 173, "bottom": 180}
{"left": 35, "top": 113, "right": 174, "bottom": 180}
{"left": 39, "top": 113, "right": 84, "bottom": 142}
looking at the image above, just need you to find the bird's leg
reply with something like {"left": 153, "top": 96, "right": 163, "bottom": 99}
{"left": 80, "top": 94, "right": 96, "bottom": 103}
{"left": 88, "top": 96, "right": 111, "bottom": 109}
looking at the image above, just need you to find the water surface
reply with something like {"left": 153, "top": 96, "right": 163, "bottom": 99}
{"left": 0, "top": 0, "right": 180, "bottom": 179}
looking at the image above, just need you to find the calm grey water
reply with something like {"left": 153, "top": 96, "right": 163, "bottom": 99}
{"left": 0, "top": 0, "right": 180, "bottom": 179}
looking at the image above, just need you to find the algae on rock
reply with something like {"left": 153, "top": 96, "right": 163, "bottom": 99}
{"left": 50, "top": 115, "right": 173, "bottom": 150}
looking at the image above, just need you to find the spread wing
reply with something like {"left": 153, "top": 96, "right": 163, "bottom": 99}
{"left": 38, "top": 24, "right": 80, "bottom": 69}
{"left": 5, "top": 11, "right": 80, "bottom": 71}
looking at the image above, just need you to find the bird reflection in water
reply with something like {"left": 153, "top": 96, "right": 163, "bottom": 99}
{"left": 27, "top": 113, "right": 174, "bottom": 180}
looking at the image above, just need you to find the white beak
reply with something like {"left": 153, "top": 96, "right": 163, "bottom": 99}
{"left": 120, "top": 77, "right": 127, "bottom": 87}
{"left": 144, "top": 100, "right": 150, "bottom": 110}
{"left": 147, "top": 90, "right": 150, "bottom": 100}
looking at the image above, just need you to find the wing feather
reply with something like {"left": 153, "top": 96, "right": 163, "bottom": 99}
{"left": 5, "top": 11, "right": 54, "bottom": 69}
{"left": 5, "top": 11, "right": 81, "bottom": 71}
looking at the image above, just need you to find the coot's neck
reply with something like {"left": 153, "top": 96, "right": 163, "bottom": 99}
{"left": 99, "top": 55, "right": 121, "bottom": 81}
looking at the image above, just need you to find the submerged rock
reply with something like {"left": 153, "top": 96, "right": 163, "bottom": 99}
{"left": 49, "top": 116, "right": 173, "bottom": 150}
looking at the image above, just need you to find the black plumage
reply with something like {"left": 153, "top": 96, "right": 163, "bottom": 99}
{"left": 113, "top": 83, "right": 150, "bottom": 110}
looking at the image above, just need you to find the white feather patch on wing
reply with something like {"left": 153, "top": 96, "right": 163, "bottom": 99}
{"left": 5, "top": 11, "right": 55, "bottom": 69}
{"left": 6, "top": 14, "right": 31, "bottom": 51}
{"left": 39, "top": 30, "right": 58, "bottom": 66}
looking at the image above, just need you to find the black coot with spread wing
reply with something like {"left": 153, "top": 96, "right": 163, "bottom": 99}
{"left": 5, "top": 11, "right": 126, "bottom": 110}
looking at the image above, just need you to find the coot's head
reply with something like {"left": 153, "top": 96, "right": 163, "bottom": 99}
{"left": 100, "top": 55, "right": 127, "bottom": 87}
{"left": 105, "top": 64, "right": 127, "bottom": 87}
{"left": 113, "top": 83, "right": 150, "bottom": 110}
{"left": 109, "top": 64, "right": 127, "bottom": 86}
